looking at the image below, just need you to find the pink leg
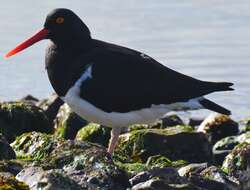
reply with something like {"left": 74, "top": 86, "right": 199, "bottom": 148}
{"left": 108, "top": 127, "right": 121, "bottom": 154}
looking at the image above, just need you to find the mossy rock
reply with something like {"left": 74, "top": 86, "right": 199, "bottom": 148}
{"left": 128, "top": 115, "right": 184, "bottom": 132}
{"left": 128, "top": 124, "right": 148, "bottom": 132}
{"left": 11, "top": 132, "right": 61, "bottom": 160}
{"left": 11, "top": 132, "right": 129, "bottom": 189}
{"left": 76, "top": 123, "right": 111, "bottom": 147}
{"left": 114, "top": 162, "right": 148, "bottom": 177}
{"left": 146, "top": 155, "right": 187, "bottom": 169}
{"left": 0, "top": 175, "right": 29, "bottom": 190}
{"left": 115, "top": 155, "right": 187, "bottom": 177}
{"left": 54, "top": 104, "right": 86, "bottom": 139}
{"left": 222, "top": 142, "right": 250, "bottom": 175}
{"left": 116, "top": 126, "right": 211, "bottom": 163}
{"left": 198, "top": 114, "right": 239, "bottom": 144}
{"left": 0, "top": 102, "right": 51, "bottom": 142}
{"left": 213, "top": 132, "right": 250, "bottom": 165}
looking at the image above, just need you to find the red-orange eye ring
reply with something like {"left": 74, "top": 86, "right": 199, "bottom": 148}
{"left": 56, "top": 17, "right": 64, "bottom": 24}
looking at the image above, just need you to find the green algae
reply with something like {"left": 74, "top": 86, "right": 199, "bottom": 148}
{"left": 146, "top": 155, "right": 187, "bottom": 168}
{"left": 76, "top": 123, "right": 111, "bottom": 147}
{"left": 116, "top": 126, "right": 195, "bottom": 163}
{"left": 11, "top": 132, "right": 56, "bottom": 161}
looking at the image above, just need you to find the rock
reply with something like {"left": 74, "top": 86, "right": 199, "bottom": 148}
{"left": 115, "top": 162, "right": 148, "bottom": 177}
{"left": 0, "top": 160, "right": 26, "bottom": 175}
{"left": 20, "top": 95, "right": 39, "bottom": 105}
{"left": 0, "top": 173, "right": 29, "bottom": 190}
{"left": 130, "top": 167, "right": 187, "bottom": 187}
{"left": 16, "top": 167, "right": 82, "bottom": 190}
{"left": 200, "top": 166, "right": 239, "bottom": 190}
{"left": 188, "top": 117, "right": 204, "bottom": 127}
{"left": 0, "top": 133, "right": 16, "bottom": 160}
{"left": 115, "top": 156, "right": 186, "bottom": 178}
{"left": 222, "top": 142, "right": 250, "bottom": 189}
{"left": 11, "top": 132, "right": 61, "bottom": 160}
{"left": 178, "top": 163, "right": 208, "bottom": 177}
{"left": 0, "top": 102, "right": 51, "bottom": 142}
{"left": 131, "top": 178, "right": 201, "bottom": 190}
{"left": 146, "top": 155, "right": 187, "bottom": 168}
{"left": 222, "top": 142, "right": 250, "bottom": 175}
{"left": 12, "top": 132, "right": 129, "bottom": 189}
{"left": 188, "top": 173, "right": 232, "bottom": 190}
{"left": 117, "top": 126, "right": 212, "bottom": 163}
{"left": 198, "top": 113, "right": 239, "bottom": 144}
{"left": 179, "top": 164, "right": 239, "bottom": 190}
{"left": 237, "top": 131, "right": 250, "bottom": 144}
{"left": 130, "top": 167, "right": 202, "bottom": 190}
{"left": 213, "top": 136, "right": 239, "bottom": 165}
{"left": 37, "top": 93, "right": 64, "bottom": 124}
{"left": 76, "top": 122, "right": 111, "bottom": 147}
{"left": 161, "top": 115, "right": 184, "bottom": 128}
{"left": 128, "top": 115, "right": 184, "bottom": 132}
{"left": 213, "top": 132, "right": 250, "bottom": 165}
{"left": 128, "top": 124, "right": 148, "bottom": 132}
{"left": 54, "top": 104, "right": 87, "bottom": 139}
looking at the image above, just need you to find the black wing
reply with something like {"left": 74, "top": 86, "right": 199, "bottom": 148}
{"left": 74, "top": 39, "right": 232, "bottom": 113}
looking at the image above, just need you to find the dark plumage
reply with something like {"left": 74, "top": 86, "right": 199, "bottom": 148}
{"left": 44, "top": 9, "right": 233, "bottom": 114}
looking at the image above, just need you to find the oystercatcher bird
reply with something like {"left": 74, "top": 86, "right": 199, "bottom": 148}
{"left": 5, "top": 8, "right": 234, "bottom": 154}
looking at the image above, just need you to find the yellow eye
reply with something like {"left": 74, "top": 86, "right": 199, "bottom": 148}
{"left": 56, "top": 17, "right": 64, "bottom": 24}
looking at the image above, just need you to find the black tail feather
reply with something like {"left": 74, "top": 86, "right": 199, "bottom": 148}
{"left": 209, "top": 82, "right": 234, "bottom": 92}
{"left": 199, "top": 98, "right": 231, "bottom": 115}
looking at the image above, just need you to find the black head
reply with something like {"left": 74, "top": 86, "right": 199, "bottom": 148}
{"left": 44, "top": 8, "right": 91, "bottom": 46}
{"left": 5, "top": 8, "right": 91, "bottom": 58}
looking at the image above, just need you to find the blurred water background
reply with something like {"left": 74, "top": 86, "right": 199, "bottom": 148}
{"left": 0, "top": 1, "right": 249, "bottom": 120}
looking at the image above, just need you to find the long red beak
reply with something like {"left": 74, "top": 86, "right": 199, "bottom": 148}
{"left": 5, "top": 28, "right": 49, "bottom": 58}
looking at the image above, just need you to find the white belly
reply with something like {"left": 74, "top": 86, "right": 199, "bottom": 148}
{"left": 62, "top": 85, "right": 171, "bottom": 127}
